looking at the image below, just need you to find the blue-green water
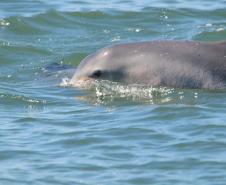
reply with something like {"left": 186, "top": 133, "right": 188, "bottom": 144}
{"left": 1, "top": 1, "right": 226, "bottom": 184}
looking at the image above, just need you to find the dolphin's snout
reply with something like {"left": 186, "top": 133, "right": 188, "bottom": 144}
{"left": 70, "top": 76, "right": 94, "bottom": 88}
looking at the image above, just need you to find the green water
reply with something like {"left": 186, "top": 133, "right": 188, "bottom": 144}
{"left": 1, "top": 0, "right": 226, "bottom": 184}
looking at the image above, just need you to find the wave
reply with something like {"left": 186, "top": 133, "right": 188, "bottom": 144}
{"left": 1, "top": 0, "right": 226, "bottom": 19}
{"left": 1, "top": 8, "right": 225, "bottom": 42}
{"left": 0, "top": 92, "right": 47, "bottom": 105}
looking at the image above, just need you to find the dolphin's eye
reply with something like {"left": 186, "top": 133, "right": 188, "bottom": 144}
{"left": 91, "top": 70, "right": 102, "bottom": 78}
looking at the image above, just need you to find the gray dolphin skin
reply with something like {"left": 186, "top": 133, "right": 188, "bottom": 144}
{"left": 70, "top": 40, "right": 226, "bottom": 89}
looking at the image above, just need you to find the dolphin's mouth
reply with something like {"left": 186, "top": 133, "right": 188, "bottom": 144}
{"left": 70, "top": 77, "right": 97, "bottom": 89}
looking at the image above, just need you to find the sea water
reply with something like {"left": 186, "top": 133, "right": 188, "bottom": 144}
{"left": 1, "top": 0, "right": 226, "bottom": 184}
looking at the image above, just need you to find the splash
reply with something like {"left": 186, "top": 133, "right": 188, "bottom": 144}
{"left": 60, "top": 77, "right": 71, "bottom": 87}
{"left": 0, "top": 19, "right": 10, "bottom": 27}
{"left": 94, "top": 80, "right": 174, "bottom": 103}
{"left": 60, "top": 77, "right": 203, "bottom": 105}
{"left": 63, "top": 78, "right": 200, "bottom": 104}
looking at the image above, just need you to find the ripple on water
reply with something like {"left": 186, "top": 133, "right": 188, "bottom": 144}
{"left": 0, "top": 92, "right": 47, "bottom": 105}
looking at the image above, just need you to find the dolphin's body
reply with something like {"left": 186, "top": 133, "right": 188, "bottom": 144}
{"left": 70, "top": 40, "right": 226, "bottom": 89}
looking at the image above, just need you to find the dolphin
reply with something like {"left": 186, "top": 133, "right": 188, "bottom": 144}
{"left": 70, "top": 40, "right": 226, "bottom": 89}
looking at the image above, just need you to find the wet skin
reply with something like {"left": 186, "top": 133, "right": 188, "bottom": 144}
{"left": 71, "top": 40, "right": 226, "bottom": 89}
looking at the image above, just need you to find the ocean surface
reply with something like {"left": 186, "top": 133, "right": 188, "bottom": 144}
{"left": 1, "top": 0, "right": 226, "bottom": 184}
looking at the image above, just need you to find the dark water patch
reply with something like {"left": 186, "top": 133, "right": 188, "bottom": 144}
{"left": 68, "top": 10, "right": 111, "bottom": 19}
{"left": 150, "top": 104, "right": 210, "bottom": 120}
{"left": 0, "top": 149, "right": 42, "bottom": 161}
{"left": 0, "top": 178, "right": 31, "bottom": 185}
{"left": 169, "top": 140, "right": 226, "bottom": 154}
{"left": 14, "top": 117, "right": 45, "bottom": 124}
{"left": 46, "top": 136, "right": 105, "bottom": 148}
{"left": 115, "top": 159, "right": 226, "bottom": 171}
{"left": 44, "top": 62, "right": 72, "bottom": 72}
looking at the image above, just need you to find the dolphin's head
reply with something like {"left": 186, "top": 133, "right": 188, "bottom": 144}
{"left": 70, "top": 43, "right": 155, "bottom": 88}
{"left": 70, "top": 46, "right": 126, "bottom": 87}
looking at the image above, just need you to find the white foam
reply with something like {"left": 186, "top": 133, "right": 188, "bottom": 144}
{"left": 0, "top": 19, "right": 10, "bottom": 27}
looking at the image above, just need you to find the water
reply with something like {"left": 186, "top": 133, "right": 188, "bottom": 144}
{"left": 1, "top": 0, "right": 226, "bottom": 184}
